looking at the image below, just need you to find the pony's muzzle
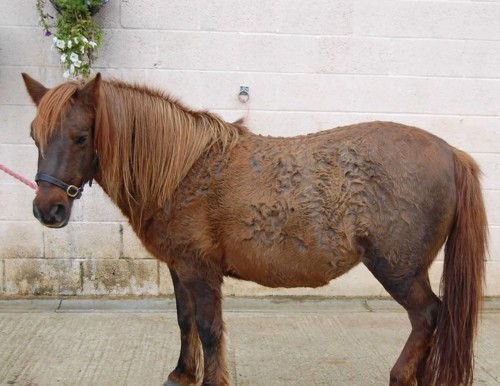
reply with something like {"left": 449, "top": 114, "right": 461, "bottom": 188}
{"left": 33, "top": 201, "right": 69, "bottom": 228}
{"left": 32, "top": 186, "right": 72, "bottom": 228}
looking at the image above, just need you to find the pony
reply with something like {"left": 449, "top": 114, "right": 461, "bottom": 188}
{"left": 22, "top": 73, "right": 487, "bottom": 386}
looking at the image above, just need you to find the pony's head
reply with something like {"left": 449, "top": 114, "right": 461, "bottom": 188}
{"left": 22, "top": 73, "right": 101, "bottom": 228}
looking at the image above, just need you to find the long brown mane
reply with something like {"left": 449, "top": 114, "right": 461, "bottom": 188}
{"left": 33, "top": 78, "right": 246, "bottom": 208}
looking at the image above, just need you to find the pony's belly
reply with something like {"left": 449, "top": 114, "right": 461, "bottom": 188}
{"left": 223, "top": 247, "right": 360, "bottom": 288}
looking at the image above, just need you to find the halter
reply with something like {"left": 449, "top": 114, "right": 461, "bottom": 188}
{"left": 35, "top": 152, "right": 99, "bottom": 199}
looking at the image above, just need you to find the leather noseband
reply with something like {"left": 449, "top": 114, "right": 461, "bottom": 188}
{"left": 35, "top": 153, "right": 99, "bottom": 199}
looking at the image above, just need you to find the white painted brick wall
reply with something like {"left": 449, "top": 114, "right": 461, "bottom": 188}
{"left": 0, "top": 0, "right": 499, "bottom": 296}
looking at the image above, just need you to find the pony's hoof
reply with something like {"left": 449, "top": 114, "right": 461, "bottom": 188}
{"left": 162, "top": 381, "right": 180, "bottom": 386}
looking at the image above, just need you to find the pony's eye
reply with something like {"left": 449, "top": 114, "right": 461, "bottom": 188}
{"left": 75, "top": 136, "right": 87, "bottom": 145}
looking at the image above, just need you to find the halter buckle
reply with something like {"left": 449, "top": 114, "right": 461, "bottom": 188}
{"left": 66, "top": 185, "right": 81, "bottom": 198}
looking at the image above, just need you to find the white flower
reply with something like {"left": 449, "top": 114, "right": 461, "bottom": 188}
{"left": 60, "top": 53, "right": 67, "bottom": 63}
{"left": 74, "top": 37, "right": 79, "bottom": 44}
{"left": 81, "top": 46, "right": 85, "bottom": 54}
{"left": 70, "top": 64, "right": 75, "bottom": 74}
{"left": 89, "top": 41, "right": 97, "bottom": 48}
{"left": 63, "top": 70, "right": 70, "bottom": 78}
{"left": 73, "top": 60, "right": 82, "bottom": 68}
{"left": 81, "top": 36, "right": 89, "bottom": 44}
{"left": 70, "top": 52, "right": 80, "bottom": 63}
{"left": 67, "top": 40, "right": 72, "bottom": 49}
{"left": 55, "top": 39, "right": 65, "bottom": 49}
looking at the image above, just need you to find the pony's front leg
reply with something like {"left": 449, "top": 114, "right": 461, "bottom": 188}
{"left": 185, "top": 272, "right": 229, "bottom": 386}
{"left": 166, "top": 269, "right": 203, "bottom": 386}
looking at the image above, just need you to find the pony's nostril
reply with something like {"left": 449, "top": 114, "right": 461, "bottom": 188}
{"left": 50, "top": 204, "right": 66, "bottom": 222}
{"left": 33, "top": 204, "right": 42, "bottom": 221}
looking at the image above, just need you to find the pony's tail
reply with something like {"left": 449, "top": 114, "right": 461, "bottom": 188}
{"left": 426, "top": 148, "right": 488, "bottom": 386}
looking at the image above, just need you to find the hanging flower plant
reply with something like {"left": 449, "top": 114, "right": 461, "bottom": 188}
{"left": 36, "top": 0, "right": 109, "bottom": 79}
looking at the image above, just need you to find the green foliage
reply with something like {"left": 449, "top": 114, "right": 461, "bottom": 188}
{"left": 36, "top": 0, "right": 107, "bottom": 79}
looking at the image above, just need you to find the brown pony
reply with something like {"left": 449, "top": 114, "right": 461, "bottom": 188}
{"left": 22, "top": 73, "right": 487, "bottom": 386}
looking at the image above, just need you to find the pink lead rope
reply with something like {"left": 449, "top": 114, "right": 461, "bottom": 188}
{"left": 0, "top": 163, "right": 38, "bottom": 191}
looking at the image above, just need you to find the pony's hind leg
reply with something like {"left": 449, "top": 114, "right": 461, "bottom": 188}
{"left": 387, "top": 273, "right": 440, "bottom": 386}
{"left": 363, "top": 252, "right": 440, "bottom": 386}
{"left": 166, "top": 269, "right": 203, "bottom": 386}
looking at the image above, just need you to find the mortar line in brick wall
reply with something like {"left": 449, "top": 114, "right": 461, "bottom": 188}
{"left": 0, "top": 220, "right": 132, "bottom": 226}
{"left": 42, "top": 228, "right": 46, "bottom": 258}
{"left": 212, "top": 108, "right": 500, "bottom": 117}
{"left": 157, "top": 260, "right": 160, "bottom": 291}
{"left": 94, "top": 26, "right": 500, "bottom": 43}
{"left": 0, "top": 144, "right": 34, "bottom": 148}
{"left": 4, "top": 65, "right": 500, "bottom": 82}
{"left": 119, "top": 223, "right": 124, "bottom": 258}
{"left": 5, "top": 103, "right": 500, "bottom": 118}
{"left": 118, "top": 0, "right": 123, "bottom": 30}
{"left": 0, "top": 144, "right": 36, "bottom": 148}
{"left": 213, "top": 109, "right": 500, "bottom": 118}
{"left": 1, "top": 260, "right": 5, "bottom": 293}
{"left": 183, "top": 71, "right": 500, "bottom": 81}
{"left": 468, "top": 152, "right": 500, "bottom": 156}
{"left": 0, "top": 220, "right": 41, "bottom": 223}
{"left": 0, "top": 101, "right": 500, "bottom": 116}
{"left": 79, "top": 261, "right": 84, "bottom": 294}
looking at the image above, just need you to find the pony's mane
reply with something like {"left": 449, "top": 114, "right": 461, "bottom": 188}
{"left": 96, "top": 79, "right": 247, "bottom": 208}
{"left": 33, "top": 77, "right": 247, "bottom": 209}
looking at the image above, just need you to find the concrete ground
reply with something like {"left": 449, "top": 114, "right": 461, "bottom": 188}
{"left": 0, "top": 298, "right": 499, "bottom": 386}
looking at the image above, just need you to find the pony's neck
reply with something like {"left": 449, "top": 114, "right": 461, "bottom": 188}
{"left": 94, "top": 80, "right": 245, "bottom": 222}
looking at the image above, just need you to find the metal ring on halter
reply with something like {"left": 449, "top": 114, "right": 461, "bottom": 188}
{"left": 66, "top": 185, "right": 81, "bottom": 198}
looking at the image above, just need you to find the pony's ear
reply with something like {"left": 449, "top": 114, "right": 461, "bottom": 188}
{"left": 22, "top": 73, "right": 49, "bottom": 106}
{"left": 78, "top": 72, "right": 102, "bottom": 108}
